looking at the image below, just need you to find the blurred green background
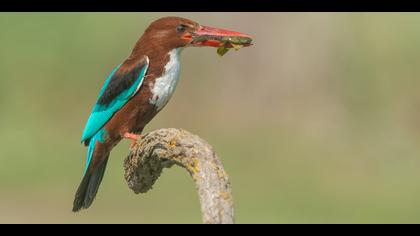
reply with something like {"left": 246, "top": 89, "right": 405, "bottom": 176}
{"left": 1, "top": 12, "right": 420, "bottom": 223}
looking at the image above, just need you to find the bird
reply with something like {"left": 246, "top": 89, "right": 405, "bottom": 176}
{"left": 73, "top": 16, "right": 251, "bottom": 212}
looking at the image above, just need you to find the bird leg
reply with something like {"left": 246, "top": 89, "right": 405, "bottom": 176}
{"left": 123, "top": 132, "right": 141, "bottom": 140}
{"left": 123, "top": 132, "right": 143, "bottom": 148}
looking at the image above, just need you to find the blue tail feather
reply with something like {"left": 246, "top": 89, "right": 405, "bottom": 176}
{"left": 83, "top": 129, "right": 106, "bottom": 175}
{"left": 73, "top": 129, "right": 109, "bottom": 212}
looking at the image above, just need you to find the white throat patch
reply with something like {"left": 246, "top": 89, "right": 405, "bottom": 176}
{"left": 149, "top": 48, "right": 182, "bottom": 111}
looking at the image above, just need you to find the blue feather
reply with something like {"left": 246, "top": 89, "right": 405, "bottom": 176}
{"left": 83, "top": 129, "right": 107, "bottom": 175}
{"left": 81, "top": 60, "right": 149, "bottom": 143}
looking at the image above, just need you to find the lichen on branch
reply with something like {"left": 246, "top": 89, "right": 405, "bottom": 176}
{"left": 124, "top": 128, "right": 234, "bottom": 224}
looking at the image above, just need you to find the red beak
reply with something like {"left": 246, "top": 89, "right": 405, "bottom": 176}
{"left": 191, "top": 25, "right": 252, "bottom": 47}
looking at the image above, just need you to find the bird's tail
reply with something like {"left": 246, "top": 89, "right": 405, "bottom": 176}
{"left": 72, "top": 131, "right": 110, "bottom": 212}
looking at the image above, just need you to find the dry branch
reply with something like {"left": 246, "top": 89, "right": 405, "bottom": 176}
{"left": 123, "top": 128, "right": 234, "bottom": 224}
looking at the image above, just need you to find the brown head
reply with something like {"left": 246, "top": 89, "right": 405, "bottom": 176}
{"left": 135, "top": 16, "right": 251, "bottom": 52}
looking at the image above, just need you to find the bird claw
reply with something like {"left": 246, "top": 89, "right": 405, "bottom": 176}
{"left": 123, "top": 132, "right": 142, "bottom": 141}
{"left": 123, "top": 133, "right": 144, "bottom": 149}
{"left": 129, "top": 140, "right": 138, "bottom": 149}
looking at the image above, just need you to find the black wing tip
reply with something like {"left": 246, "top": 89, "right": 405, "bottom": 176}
{"left": 72, "top": 205, "right": 82, "bottom": 212}
{"left": 72, "top": 190, "right": 95, "bottom": 213}
{"left": 72, "top": 155, "right": 109, "bottom": 213}
{"left": 72, "top": 194, "right": 84, "bottom": 212}
{"left": 72, "top": 172, "right": 91, "bottom": 213}
{"left": 72, "top": 199, "right": 93, "bottom": 213}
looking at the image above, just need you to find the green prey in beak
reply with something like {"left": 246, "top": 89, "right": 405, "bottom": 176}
{"left": 190, "top": 29, "right": 253, "bottom": 56}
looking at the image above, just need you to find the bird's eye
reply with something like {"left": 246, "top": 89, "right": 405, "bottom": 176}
{"left": 176, "top": 24, "right": 187, "bottom": 33}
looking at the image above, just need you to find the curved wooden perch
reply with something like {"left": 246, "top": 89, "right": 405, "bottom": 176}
{"left": 123, "top": 128, "right": 234, "bottom": 224}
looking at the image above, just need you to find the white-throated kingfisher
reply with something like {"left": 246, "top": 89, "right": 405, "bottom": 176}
{"left": 73, "top": 16, "right": 251, "bottom": 212}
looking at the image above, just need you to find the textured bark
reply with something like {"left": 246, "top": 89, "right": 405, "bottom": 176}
{"left": 124, "top": 128, "right": 234, "bottom": 224}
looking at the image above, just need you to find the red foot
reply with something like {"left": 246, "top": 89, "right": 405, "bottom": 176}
{"left": 123, "top": 132, "right": 141, "bottom": 141}
{"left": 129, "top": 140, "right": 137, "bottom": 148}
{"left": 123, "top": 133, "right": 143, "bottom": 149}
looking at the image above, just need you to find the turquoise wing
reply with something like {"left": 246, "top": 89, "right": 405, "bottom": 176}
{"left": 81, "top": 57, "right": 149, "bottom": 144}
